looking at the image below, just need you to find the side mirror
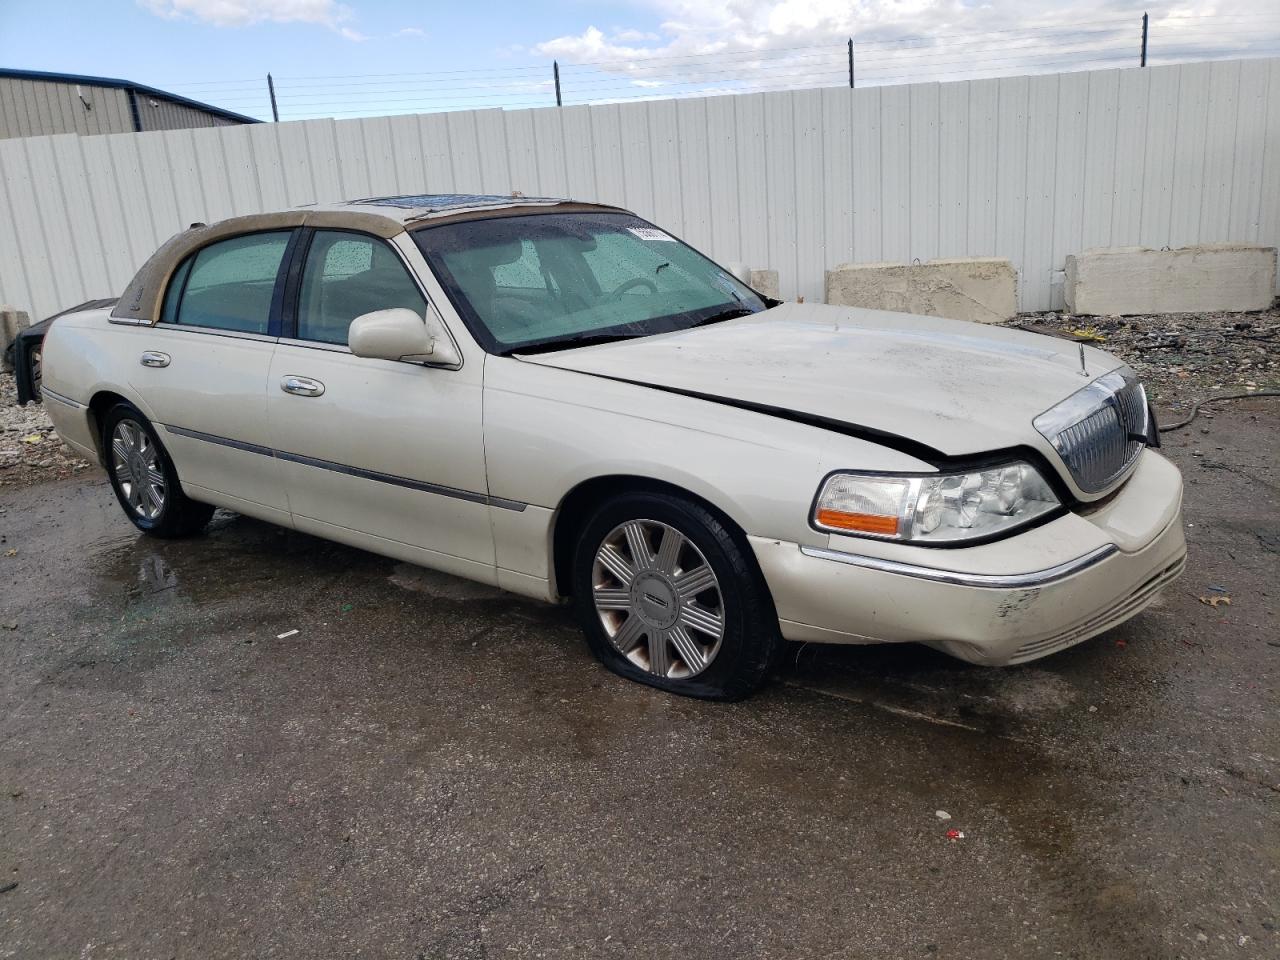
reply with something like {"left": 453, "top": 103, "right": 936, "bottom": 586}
{"left": 723, "top": 261, "right": 753, "bottom": 285}
{"left": 348, "top": 308, "right": 461, "bottom": 367}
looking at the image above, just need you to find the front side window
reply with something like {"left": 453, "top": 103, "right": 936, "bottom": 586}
{"left": 296, "top": 231, "right": 427, "bottom": 345}
{"left": 413, "top": 212, "right": 766, "bottom": 354}
{"left": 161, "top": 231, "right": 291, "bottom": 334}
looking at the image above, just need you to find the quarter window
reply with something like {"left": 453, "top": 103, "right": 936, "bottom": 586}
{"left": 296, "top": 232, "right": 427, "bottom": 345}
{"left": 161, "top": 231, "right": 291, "bottom": 334}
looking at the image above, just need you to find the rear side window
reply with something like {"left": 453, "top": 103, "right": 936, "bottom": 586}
{"left": 296, "top": 231, "right": 427, "bottom": 345}
{"left": 160, "top": 231, "right": 291, "bottom": 334}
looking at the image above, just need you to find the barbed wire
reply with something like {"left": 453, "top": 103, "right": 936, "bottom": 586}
{"left": 151, "top": 15, "right": 1280, "bottom": 121}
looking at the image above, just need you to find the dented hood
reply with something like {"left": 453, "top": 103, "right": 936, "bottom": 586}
{"left": 520, "top": 302, "right": 1123, "bottom": 458}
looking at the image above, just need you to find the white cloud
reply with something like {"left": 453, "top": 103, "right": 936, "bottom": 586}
{"left": 395, "top": 26, "right": 426, "bottom": 37}
{"left": 537, "top": 25, "right": 654, "bottom": 61}
{"left": 612, "top": 28, "right": 661, "bottom": 43}
{"left": 139, "top": 0, "right": 362, "bottom": 37}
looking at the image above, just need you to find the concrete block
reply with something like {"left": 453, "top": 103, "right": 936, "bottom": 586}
{"left": 1065, "top": 245, "right": 1277, "bottom": 315}
{"left": 749, "top": 269, "right": 779, "bottom": 299}
{"left": 824, "top": 258, "right": 1017, "bottom": 324}
{"left": 2, "top": 306, "right": 31, "bottom": 372}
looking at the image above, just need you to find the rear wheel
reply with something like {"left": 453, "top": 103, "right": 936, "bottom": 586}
{"left": 571, "top": 491, "right": 781, "bottom": 700}
{"left": 103, "top": 403, "right": 214, "bottom": 538}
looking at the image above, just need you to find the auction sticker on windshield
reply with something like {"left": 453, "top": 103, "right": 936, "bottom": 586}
{"left": 628, "top": 227, "right": 676, "bottom": 241}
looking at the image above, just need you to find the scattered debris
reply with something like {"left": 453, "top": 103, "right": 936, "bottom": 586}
{"left": 1005, "top": 307, "right": 1280, "bottom": 415}
{"left": 3, "top": 621, "right": 17, "bottom": 630}
{"left": 935, "top": 810, "right": 951, "bottom": 821}
{"left": 1198, "top": 595, "right": 1232, "bottom": 608}
{"left": 946, "top": 829, "right": 964, "bottom": 841}
{"left": 340, "top": 603, "right": 354, "bottom": 613}
{"left": 1088, "top": 705, "right": 1098, "bottom": 713}
{"left": 4, "top": 549, "right": 15, "bottom": 558}
{"left": 2, "top": 370, "right": 87, "bottom": 488}
{"left": 276, "top": 629, "right": 300, "bottom": 640}
{"left": 1115, "top": 639, "right": 1127, "bottom": 649}
{"left": 0, "top": 881, "right": 17, "bottom": 895}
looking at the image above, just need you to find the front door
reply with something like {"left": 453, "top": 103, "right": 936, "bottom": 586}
{"left": 128, "top": 229, "right": 294, "bottom": 519}
{"left": 266, "top": 229, "right": 494, "bottom": 580}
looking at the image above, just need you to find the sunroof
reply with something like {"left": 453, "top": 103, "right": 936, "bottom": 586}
{"left": 350, "top": 194, "right": 552, "bottom": 210}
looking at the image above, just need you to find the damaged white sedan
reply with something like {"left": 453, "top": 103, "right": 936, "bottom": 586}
{"left": 28, "top": 194, "right": 1185, "bottom": 699}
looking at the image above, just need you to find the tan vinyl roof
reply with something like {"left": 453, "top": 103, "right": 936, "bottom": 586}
{"left": 111, "top": 195, "right": 626, "bottom": 325}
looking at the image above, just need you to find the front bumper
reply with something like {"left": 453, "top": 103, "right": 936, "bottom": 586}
{"left": 751, "top": 449, "right": 1186, "bottom": 665}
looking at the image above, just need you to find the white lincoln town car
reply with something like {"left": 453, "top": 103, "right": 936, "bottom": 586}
{"left": 28, "top": 194, "right": 1185, "bottom": 699}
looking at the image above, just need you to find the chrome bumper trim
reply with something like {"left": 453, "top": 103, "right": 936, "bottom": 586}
{"left": 40, "top": 386, "right": 84, "bottom": 409}
{"left": 798, "top": 543, "right": 1119, "bottom": 589}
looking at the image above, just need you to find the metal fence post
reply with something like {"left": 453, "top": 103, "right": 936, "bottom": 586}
{"left": 267, "top": 73, "right": 280, "bottom": 122}
{"left": 848, "top": 38, "right": 855, "bottom": 88}
{"left": 554, "top": 61, "right": 562, "bottom": 107}
{"left": 1140, "top": 12, "right": 1149, "bottom": 67}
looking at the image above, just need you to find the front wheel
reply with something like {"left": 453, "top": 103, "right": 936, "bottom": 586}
{"left": 103, "top": 403, "right": 214, "bottom": 538}
{"left": 571, "top": 491, "right": 781, "bottom": 700}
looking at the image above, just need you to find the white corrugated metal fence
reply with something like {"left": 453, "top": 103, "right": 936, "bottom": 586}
{"left": 2, "top": 57, "right": 1278, "bottom": 324}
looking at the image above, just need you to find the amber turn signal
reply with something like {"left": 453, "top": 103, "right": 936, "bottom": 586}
{"left": 813, "top": 509, "right": 900, "bottom": 536}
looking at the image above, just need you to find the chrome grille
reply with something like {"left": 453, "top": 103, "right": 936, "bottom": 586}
{"left": 1034, "top": 369, "right": 1148, "bottom": 494}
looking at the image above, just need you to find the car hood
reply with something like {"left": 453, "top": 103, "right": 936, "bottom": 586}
{"left": 519, "top": 302, "right": 1122, "bottom": 459}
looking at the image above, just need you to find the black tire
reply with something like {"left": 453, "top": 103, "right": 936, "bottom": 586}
{"left": 571, "top": 490, "right": 782, "bottom": 701}
{"left": 102, "top": 402, "right": 214, "bottom": 539}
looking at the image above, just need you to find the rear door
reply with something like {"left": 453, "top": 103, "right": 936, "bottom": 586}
{"left": 266, "top": 229, "right": 494, "bottom": 580}
{"left": 129, "top": 230, "right": 296, "bottom": 519}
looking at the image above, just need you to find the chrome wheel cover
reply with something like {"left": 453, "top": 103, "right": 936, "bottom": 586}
{"left": 592, "top": 519, "right": 725, "bottom": 679}
{"left": 110, "top": 419, "right": 166, "bottom": 521}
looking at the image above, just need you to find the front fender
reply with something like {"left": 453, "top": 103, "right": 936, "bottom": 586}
{"left": 483, "top": 358, "right": 932, "bottom": 547}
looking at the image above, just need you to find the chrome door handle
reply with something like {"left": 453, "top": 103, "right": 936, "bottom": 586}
{"left": 280, "top": 375, "right": 325, "bottom": 397}
{"left": 140, "top": 351, "right": 170, "bottom": 368}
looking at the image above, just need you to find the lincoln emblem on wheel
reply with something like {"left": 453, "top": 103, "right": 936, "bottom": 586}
{"left": 29, "top": 194, "right": 1185, "bottom": 700}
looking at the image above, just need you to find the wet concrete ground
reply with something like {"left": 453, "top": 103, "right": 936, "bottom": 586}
{"left": 1, "top": 402, "right": 1277, "bottom": 959}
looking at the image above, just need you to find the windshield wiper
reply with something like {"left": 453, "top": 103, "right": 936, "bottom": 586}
{"left": 506, "top": 331, "right": 642, "bottom": 356}
{"left": 689, "top": 306, "right": 756, "bottom": 328}
{"left": 507, "top": 305, "right": 758, "bottom": 356}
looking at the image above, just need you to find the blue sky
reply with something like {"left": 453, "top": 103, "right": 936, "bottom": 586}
{"left": 2, "top": 1, "right": 1277, "bottom": 121}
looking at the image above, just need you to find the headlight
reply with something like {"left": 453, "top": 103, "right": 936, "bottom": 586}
{"left": 813, "top": 462, "right": 1060, "bottom": 544}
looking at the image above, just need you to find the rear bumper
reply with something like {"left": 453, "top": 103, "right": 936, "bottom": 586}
{"left": 750, "top": 449, "right": 1186, "bottom": 666}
